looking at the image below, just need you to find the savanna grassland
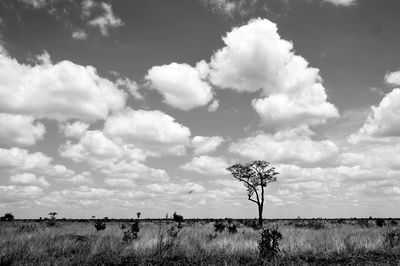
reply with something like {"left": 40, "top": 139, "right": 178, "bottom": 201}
{"left": 1, "top": 219, "right": 400, "bottom": 265}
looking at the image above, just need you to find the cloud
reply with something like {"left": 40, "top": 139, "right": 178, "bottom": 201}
{"left": 67, "top": 172, "right": 93, "bottom": 185}
{"left": 88, "top": 2, "right": 123, "bottom": 36}
{"left": 18, "top": 0, "right": 52, "bottom": 8}
{"left": 72, "top": 30, "right": 88, "bottom": 40}
{"left": 323, "top": 0, "right": 357, "bottom": 7}
{"left": 229, "top": 127, "right": 339, "bottom": 166}
{"left": 0, "top": 49, "right": 127, "bottom": 122}
{"left": 180, "top": 155, "right": 229, "bottom": 176}
{"left": 146, "top": 61, "right": 214, "bottom": 110}
{"left": 200, "top": 0, "right": 258, "bottom": 17}
{"left": 104, "top": 178, "right": 137, "bottom": 188}
{"left": 104, "top": 108, "right": 191, "bottom": 156}
{"left": 0, "top": 147, "right": 52, "bottom": 171}
{"left": 191, "top": 136, "right": 224, "bottom": 155}
{"left": 350, "top": 89, "right": 400, "bottom": 142}
{"left": 116, "top": 77, "right": 143, "bottom": 100}
{"left": 207, "top": 99, "right": 219, "bottom": 112}
{"left": 208, "top": 18, "right": 338, "bottom": 129}
{"left": 0, "top": 185, "right": 43, "bottom": 203}
{"left": 385, "top": 70, "right": 400, "bottom": 86}
{"left": 10, "top": 173, "right": 50, "bottom": 187}
{"left": 59, "top": 121, "right": 89, "bottom": 139}
{"left": 0, "top": 113, "right": 45, "bottom": 146}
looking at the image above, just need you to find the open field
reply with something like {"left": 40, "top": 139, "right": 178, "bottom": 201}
{"left": 1, "top": 219, "right": 400, "bottom": 265}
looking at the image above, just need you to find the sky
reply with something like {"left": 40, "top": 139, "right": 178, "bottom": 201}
{"left": 1, "top": 0, "right": 400, "bottom": 219}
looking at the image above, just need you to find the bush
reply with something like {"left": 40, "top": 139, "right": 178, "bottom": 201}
{"left": 390, "top": 220, "right": 398, "bottom": 226}
{"left": 214, "top": 221, "right": 225, "bottom": 233}
{"left": 94, "top": 220, "right": 106, "bottom": 231}
{"left": 227, "top": 223, "right": 237, "bottom": 234}
{"left": 259, "top": 227, "right": 282, "bottom": 261}
{"left": 0, "top": 213, "right": 14, "bottom": 222}
{"left": 173, "top": 212, "right": 184, "bottom": 223}
{"left": 243, "top": 219, "right": 260, "bottom": 230}
{"left": 384, "top": 228, "right": 400, "bottom": 249}
{"left": 123, "top": 220, "right": 140, "bottom": 242}
{"left": 376, "top": 218, "right": 386, "bottom": 227}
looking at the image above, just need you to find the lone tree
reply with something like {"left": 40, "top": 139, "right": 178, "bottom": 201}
{"left": 227, "top": 160, "right": 279, "bottom": 227}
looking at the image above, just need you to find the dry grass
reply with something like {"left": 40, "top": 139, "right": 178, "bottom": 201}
{"left": 1, "top": 220, "right": 400, "bottom": 265}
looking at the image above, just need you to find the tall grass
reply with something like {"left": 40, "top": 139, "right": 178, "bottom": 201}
{"left": 1, "top": 220, "right": 400, "bottom": 265}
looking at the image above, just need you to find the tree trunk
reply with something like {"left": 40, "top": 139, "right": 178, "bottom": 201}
{"left": 258, "top": 205, "right": 263, "bottom": 227}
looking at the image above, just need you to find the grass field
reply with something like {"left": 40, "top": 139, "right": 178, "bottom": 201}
{"left": 1, "top": 219, "right": 400, "bottom": 265}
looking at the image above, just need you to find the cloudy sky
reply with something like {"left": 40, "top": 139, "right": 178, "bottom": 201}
{"left": 1, "top": 0, "right": 400, "bottom": 219}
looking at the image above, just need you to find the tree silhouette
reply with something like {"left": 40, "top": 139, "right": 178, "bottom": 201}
{"left": 227, "top": 160, "right": 279, "bottom": 227}
{"left": 48, "top": 212, "right": 57, "bottom": 220}
{"left": 136, "top": 212, "right": 141, "bottom": 219}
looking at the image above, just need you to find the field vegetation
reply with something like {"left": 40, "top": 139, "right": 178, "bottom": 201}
{"left": 1, "top": 218, "right": 400, "bottom": 265}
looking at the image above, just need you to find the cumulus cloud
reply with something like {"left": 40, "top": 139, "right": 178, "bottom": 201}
{"left": 104, "top": 178, "right": 137, "bottom": 188}
{"left": 116, "top": 77, "right": 143, "bottom": 100}
{"left": 88, "top": 2, "right": 123, "bottom": 36}
{"left": 146, "top": 61, "right": 214, "bottom": 110}
{"left": 0, "top": 147, "right": 52, "bottom": 171}
{"left": 323, "top": 0, "right": 357, "bottom": 7}
{"left": 191, "top": 136, "right": 224, "bottom": 155}
{"left": 200, "top": 0, "right": 258, "bottom": 17}
{"left": 59, "top": 121, "right": 89, "bottom": 139}
{"left": 0, "top": 185, "right": 43, "bottom": 203}
{"left": 0, "top": 49, "right": 126, "bottom": 122}
{"left": 0, "top": 113, "right": 45, "bottom": 146}
{"left": 350, "top": 89, "right": 400, "bottom": 142}
{"left": 208, "top": 18, "right": 338, "bottom": 129}
{"left": 10, "top": 173, "right": 49, "bottom": 187}
{"left": 229, "top": 127, "right": 339, "bottom": 166}
{"left": 104, "top": 108, "right": 191, "bottom": 156}
{"left": 67, "top": 172, "right": 93, "bottom": 185}
{"left": 180, "top": 156, "right": 229, "bottom": 176}
{"left": 385, "top": 70, "right": 400, "bottom": 86}
{"left": 72, "top": 30, "right": 88, "bottom": 40}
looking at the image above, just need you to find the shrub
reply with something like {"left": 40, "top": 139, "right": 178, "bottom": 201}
{"left": 214, "top": 221, "right": 225, "bottom": 233}
{"left": 259, "top": 227, "right": 282, "bottom": 261}
{"left": 121, "top": 223, "right": 126, "bottom": 229}
{"left": 244, "top": 219, "right": 260, "bottom": 230}
{"left": 173, "top": 212, "right": 184, "bottom": 223}
{"left": 123, "top": 220, "right": 140, "bottom": 242}
{"left": 227, "top": 223, "right": 237, "bottom": 234}
{"left": 390, "top": 220, "right": 398, "bottom": 226}
{"left": 376, "top": 218, "right": 386, "bottom": 227}
{"left": 0, "top": 213, "right": 14, "bottom": 222}
{"left": 384, "top": 228, "right": 400, "bottom": 249}
{"left": 155, "top": 225, "right": 179, "bottom": 257}
{"left": 94, "top": 220, "right": 106, "bottom": 231}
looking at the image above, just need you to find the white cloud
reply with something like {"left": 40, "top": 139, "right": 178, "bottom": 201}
{"left": 0, "top": 185, "right": 43, "bottom": 203}
{"left": 208, "top": 18, "right": 338, "bottom": 129}
{"left": 104, "top": 108, "right": 191, "bottom": 156}
{"left": 10, "top": 173, "right": 49, "bottom": 187}
{"left": 200, "top": 0, "right": 257, "bottom": 17}
{"left": 191, "top": 136, "right": 224, "bottom": 155}
{"left": 0, "top": 49, "right": 127, "bottom": 122}
{"left": 146, "top": 61, "right": 214, "bottom": 110}
{"left": 104, "top": 178, "right": 137, "bottom": 188}
{"left": 323, "top": 0, "right": 357, "bottom": 7}
{"left": 88, "top": 3, "right": 123, "bottom": 36}
{"left": 60, "top": 121, "right": 89, "bottom": 139}
{"left": 180, "top": 156, "right": 229, "bottom": 176}
{"left": 207, "top": 99, "right": 219, "bottom": 112}
{"left": 229, "top": 127, "right": 339, "bottom": 166}
{"left": 72, "top": 30, "right": 88, "bottom": 40}
{"left": 116, "top": 77, "right": 143, "bottom": 99}
{"left": 385, "top": 70, "right": 400, "bottom": 86}
{"left": 18, "top": 0, "right": 52, "bottom": 8}
{"left": 0, "top": 147, "right": 52, "bottom": 171}
{"left": 0, "top": 113, "right": 45, "bottom": 146}
{"left": 67, "top": 172, "right": 93, "bottom": 185}
{"left": 350, "top": 89, "right": 400, "bottom": 142}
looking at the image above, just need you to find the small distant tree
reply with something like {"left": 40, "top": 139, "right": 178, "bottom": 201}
{"left": 1, "top": 213, "right": 14, "bottom": 222}
{"left": 227, "top": 160, "right": 279, "bottom": 227}
{"left": 136, "top": 212, "right": 141, "bottom": 219}
{"left": 48, "top": 212, "right": 57, "bottom": 220}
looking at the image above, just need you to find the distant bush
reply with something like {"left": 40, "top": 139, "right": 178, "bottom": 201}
{"left": 243, "top": 219, "right": 260, "bottom": 230}
{"left": 227, "top": 223, "right": 237, "bottom": 234}
{"left": 173, "top": 212, "right": 184, "bottom": 223}
{"left": 294, "top": 220, "right": 325, "bottom": 230}
{"left": 214, "top": 221, "right": 225, "bottom": 233}
{"left": 0, "top": 213, "right": 14, "bottom": 222}
{"left": 390, "top": 220, "right": 398, "bottom": 226}
{"left": 259, "top": 227, "right": 282, "bottom": 261}
{"left": 94, "top": 220, "right": 106, "bottom": 231}
{"left": 376, "top": 219, "right": 386, "bottom": 227}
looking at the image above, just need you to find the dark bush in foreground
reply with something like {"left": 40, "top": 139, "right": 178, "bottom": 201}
{"left": 227, "top": 223, "right": 237, "bottom": 234}
{"left": 94, "top": 220, "right": 106, "bottom": 231}
{"left": 123, "top": 220, "right": 140, "bottom": 241}
{"left": 214, "top": 221, "right": 225, "bottom": 233}
{"left": 259, "top": 227, "right": 282, "bottom": 261}
{"left": 376, "top": 219, "right": 386, "bottom": 227}
{"left": 384, "top": 228, "right": 400, "bottom": 249}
